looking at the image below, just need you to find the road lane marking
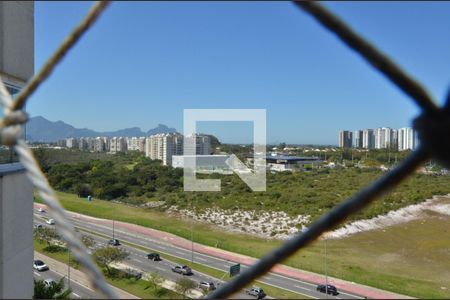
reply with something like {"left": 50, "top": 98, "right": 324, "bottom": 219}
{"left": 34, "top": 272, "right": 41, "bottom": 277}
{"left": 62, "top": 216, "right": 363, "bottom": 299}
{"left": 294, "top": 285, "right": 310, "bottom": 291}
{"left": 72, "top": 293, "right": 81, "bottom": 298}
{"left": 196, "top": 257, "right": 207, "bottom": 262}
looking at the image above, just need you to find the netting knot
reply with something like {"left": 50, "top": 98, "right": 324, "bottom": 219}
{"left": 414, "top": 93, "right": 450, "bottom": 169}
{"left": 0, "top": 111, "right": 28, "bottom": 146}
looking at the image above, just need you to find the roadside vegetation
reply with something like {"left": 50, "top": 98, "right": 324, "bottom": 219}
{"left": 34, "top": 148, "right": 450, "bottom": 224}
{"left": 32, "top": 148, "right": 450, "bottom": 298}
{"left": 33, "top": 230, "right": 181, "bottom": 299}
{"left": 36, "top": 191, "right": 450, "bottom": 298}
{"left": 34, "top": 277, "right": 71, "bottom": 299}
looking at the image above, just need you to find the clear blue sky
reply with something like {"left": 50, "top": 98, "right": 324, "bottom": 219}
{"left": 29, "top": 1, "right": 450, "bottom": 145}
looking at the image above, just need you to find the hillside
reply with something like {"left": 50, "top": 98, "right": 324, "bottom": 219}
{"left": 26, "top": 116, "right": 177, "bottom": 142}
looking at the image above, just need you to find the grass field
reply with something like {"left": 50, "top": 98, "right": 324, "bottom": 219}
{"left": 36, "top": 191, "right": 450, "bottom": 298}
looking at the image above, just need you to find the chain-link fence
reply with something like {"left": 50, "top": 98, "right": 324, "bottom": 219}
{"left": 0, "top": 1, "right": 448, "bottom": 299}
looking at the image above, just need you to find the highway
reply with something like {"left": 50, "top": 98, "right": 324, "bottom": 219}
{"left": 34, "top": 213, "right": 251, "bottom": 299}
{"left": 34, "top": 209, "right": 363, "bottom": 299}
{"left": 33, "top": 263, "right": 97, "bottom": 299}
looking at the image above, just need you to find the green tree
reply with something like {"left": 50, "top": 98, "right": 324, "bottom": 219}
{"left": 93, "top": 246, "right": 129, "bottom": 276}
{"left": 33, "top": 278, "right": 71, "bottom": 299}
{"left": 34, "top": 227, "right": 63, "bottom": 252}
{"left": 147, "top": 272, "right": 164, "bottom": 292}
{"left": 175, "top": 277, "right": 196, "bottom": 299}
{"left": 81, "top": 235, "right": 95, "bottom": 248}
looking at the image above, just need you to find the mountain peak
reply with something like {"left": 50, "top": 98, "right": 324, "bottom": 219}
{"left": 26, "top": 116, "right": 177, "bottom": 142}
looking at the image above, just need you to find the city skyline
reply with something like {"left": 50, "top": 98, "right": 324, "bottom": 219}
{"left": 28, "top": 2, "right": 450, "bottom": 145}
{"left": 339, "top": 127, "right": 417, "bottom": 151}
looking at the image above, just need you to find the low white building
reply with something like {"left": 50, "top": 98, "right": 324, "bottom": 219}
{"left": 172, "top": 155, "right": 232, "bottom": 174}
{"left": 264, "top": 156, "right": 321, "bottom": 172}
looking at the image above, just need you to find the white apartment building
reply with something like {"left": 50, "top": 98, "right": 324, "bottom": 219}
{"left": 145, "top": 133, "right": 211, "bottom": 166}
{"left": 66, "top": 137, "right": 78, "bottom": 149}
{"left": 78, "top": 137, "right": 89, "bottom": 151}
{"left": 110, "top": 137, "right": 127, "bottom": 153}
{"left": 374, "top": 127, "right": 395, "bottom": 149}
{"left": 362, "top": 129, "right": 374, "bottom": 149}
{"left": 145, "top": 133, "right": 182, "bottom": 165}
{"left": 93, "top": 137, "right": 105, "bottom": 152}
{"left": 127, "top": 137, "right": 146, "bottom": 152}
{"left": 184, "top": 134, "right": 211, "bottom": 155}
{"left": 398, "top": 127, "right": 416, "bottom": 151}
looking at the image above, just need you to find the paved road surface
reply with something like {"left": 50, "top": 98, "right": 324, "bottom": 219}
{"left": 35, "top": 210, "right": 359, "bottom": 299}
{"left": 35, "top": 214, "right": 253, "bottom": 299}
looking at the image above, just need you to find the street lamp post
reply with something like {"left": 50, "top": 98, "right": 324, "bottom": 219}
{"left": 190, "top": 198, "right": 194, "bottom": 264}
{"left": 112, "top": 204, "right": 115, "bottom": 240}
{"left": 324, "top": 235, "right": 328, "bottom": 299}
{"left": 68, "top": 249, "right": 71, "bottom": 290}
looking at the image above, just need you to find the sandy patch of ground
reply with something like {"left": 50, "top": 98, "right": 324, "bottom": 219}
{"left": 325, "top": 194, "right": 450, "bottom": 239}
{"left": 167, "top": 206, "right": 310, "bottom": 240}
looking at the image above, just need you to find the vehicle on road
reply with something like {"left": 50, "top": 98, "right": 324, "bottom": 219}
{"left": 316, "top": 284, "right": 339, "bottom": 295}
{"left": 38, "top": 207, "right": 45, "bottom": 213}
{"left": 108, "top": 239, "right": 120, "bottom": 246}
{"left": 199, "top": 281, "right": 216, "bottom": 291}
{"left": 34, "top": 224, "right": 43, "bottom": 229}
{"left": 43, "top": 279, "right": 55, "bottom": 288}
{"left": 171, "top": 265, "right": 193, "bottom": 275}
{"left": 33, "top": 260, "right": 49, "bottom": 272}
{"left": 147, "top": 252, "right": 161, "bottom": 261}
{"left": 46, "top": 219, "right": 55, "bottom": 225}
{"left": 246, "top": 287, "right": 266, "bottom": 299}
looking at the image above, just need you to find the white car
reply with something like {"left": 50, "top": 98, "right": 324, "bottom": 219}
{"left": 46, "top": 219, "right": 55, "bottom": 225}
{"left": 43, "top": 279, "right": 55, "bottom": 288}
{"left": 33, "top": 260, "right": 49, "bottom": 272}
{"left": 199, "top": 281, "right": 216, "bottom": 291}
{"left": 38, "top": 207, "right": 45, "bottom": 213}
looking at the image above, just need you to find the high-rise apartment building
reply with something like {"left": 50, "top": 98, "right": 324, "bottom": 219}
{"left": 145, "top": 133, "right": 182, "bottom": 165}
{"left": 184, "top": 134, "right": 212, "bottom": 155}
{"left": 145, "top": 133, "right": 211, "bottom": 166}
{"left": 338, "top": 130, "right": 352, "bottom": 148}
{"left": 93, "top": 137, "right": 105, "bottom": 152}
{"left": 374, "top": 127, "right": 395, "bottom": 149}
{"left": 391, "top": 129, "right": 398, "bottom": 150}
{"left": 66, "top": 137, "right": 78, "bottom": 149}
{"left": 110, "top": 137, "right": 127, "bottom": 153}
{"left": 398, "top": 127, "right": 416, "bottom": 151}
{"left": 362, "top": 129, "right": 375, "bottom": 149}
{"left": 354, "top": 130, "right": 363, "bottom": 148}
{"left": 127, "top": 137, "right": 146, "bottom": 152}
{"left": 78, "top": 137, "right": 89, "bottom": 151}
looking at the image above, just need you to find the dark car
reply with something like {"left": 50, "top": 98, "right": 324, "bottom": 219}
{"left": 147, "top": 253, "right": 161, "bottom": 261}
{"left": 171, "top": 265, "right": 193, "bottom": 275}
{"left": 316, "top": 284, "right": 339, "bottom": 295}
{"left": 108, "top": 239, "right": 120, "bottom": 246}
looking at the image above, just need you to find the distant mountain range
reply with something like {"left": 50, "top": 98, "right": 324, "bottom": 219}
{"left": 26, "top": 116, "right": 177, "bottom": 142}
